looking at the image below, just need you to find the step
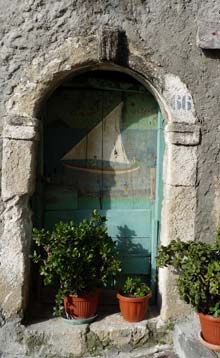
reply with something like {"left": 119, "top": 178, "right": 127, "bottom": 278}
{"left": 0, "top": 310, "right": 176, "bottom": 358}
{"left": 173, "top": 313, "right": 220, "bottom": 358}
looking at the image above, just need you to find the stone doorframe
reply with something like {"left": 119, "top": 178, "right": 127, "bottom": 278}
{"left": 1, "top": 32, "right": 200, "bottom": 321}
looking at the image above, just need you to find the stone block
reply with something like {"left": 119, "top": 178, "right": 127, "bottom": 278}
{"left": 24, "top": 318, "right": 88, "bottom": 357}
{"left": 0, "top": 281, "right": 23, "bottom": 320}
{"left": 2, "top": 138, "right": 36, "bottom": 200}
{"left": 163, "top": 74, "right": 197, "bottom": 125}
{"left": 161, "top": 186, "right": 196, "bottom": 244}
{"left": 90, "top": 313, "right": 150, "bottom": 349}
{"left": 164, "top": 144, "right": 197, "bottom": 186}
{"left": 165, "top": 123, "right": 200, "bottom": 146}
{"left": 159, "top": 184, "right": 197, "bottom": 320}
{"left": 98, "top": 26, "right": 122, "bottom": 62}
{"left": 159, "top": 267, "right": 192, "bottom": 321}
{"left": 0, "top": 195, "right": 32, "bottom": 318}
{"left": 7, "top": 115, "right": 39, "bottom": 127}
{"left": 4, "top": 115, "right": 40, "bottom": 140}
{"left": 0, "top": 320, "right": 27, "bottom": 357}
{"left": 197, "top": 21, "right": 220, "bottom": 49}
{"left": 3, "top": 124, "right": 39, "bottom": 140}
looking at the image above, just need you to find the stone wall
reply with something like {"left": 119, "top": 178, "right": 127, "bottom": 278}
{"left": 0, "top": 0, "right": 220, "bottom": 323}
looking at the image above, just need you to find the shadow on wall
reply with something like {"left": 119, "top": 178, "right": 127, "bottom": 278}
{"left": 203, "top": 49, "right": 220, "bottom": 60}
{"left": 116, "top": 224, "right": 151, "bottom": 286}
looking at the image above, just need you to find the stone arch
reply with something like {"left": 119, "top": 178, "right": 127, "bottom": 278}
{"left": 1, "top": 33, "right": 200, "bottom": 320}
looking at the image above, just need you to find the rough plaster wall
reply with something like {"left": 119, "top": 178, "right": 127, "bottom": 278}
{"left": 0, "top": 0, "right": 220, "bottom": 244}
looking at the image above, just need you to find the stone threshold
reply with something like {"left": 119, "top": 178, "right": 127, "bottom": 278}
{"left": 0, "top": 307, "right": 176, "bottom": 358}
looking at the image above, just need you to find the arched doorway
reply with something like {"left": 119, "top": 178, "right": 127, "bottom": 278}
{"left": 33, "top": 69, "right": 164, "bottom": 308}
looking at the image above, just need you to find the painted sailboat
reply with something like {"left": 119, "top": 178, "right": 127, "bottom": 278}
{"left": 61, "top": 102, "right": 140, "bottom": 174}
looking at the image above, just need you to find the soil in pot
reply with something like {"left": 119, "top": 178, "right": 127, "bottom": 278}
{"left": 64, "top": 289, "right": 100, "bottom": 319}
{"left": 198, "top": 313, "right": 220, "bottom": 345}
{"left": 117, "top": 291, "right": 152, "bottom": 322}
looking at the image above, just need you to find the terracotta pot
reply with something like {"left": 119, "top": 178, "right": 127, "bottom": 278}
{"left": 198, "top": 331, "right": 220, "bottom": 351}
{"left": 64, "top": 290, "right": 100, "bottom": 319}
{"left": 198, "top": 313, "right": 220, "bottom": 345}
{"left": 116, "top": 290, "right": 152, "bottom": 322}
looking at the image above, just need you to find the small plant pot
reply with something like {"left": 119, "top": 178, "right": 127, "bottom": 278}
{"left": 64, "top": 290, "right": 100, "bottom": 319}
{"left": 198, "top": 313, "right": 220, "bottom": 345}
{"left": 116, "top": 290, "right": 152, "bottom": 322}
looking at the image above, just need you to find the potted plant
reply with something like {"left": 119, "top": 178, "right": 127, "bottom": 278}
{"left": 116, "top": 276, "right": 152, "bottom": 322}
{"left": 156, "top": 231, "right": 220, "bottom": 348}
{"left": 32, "top": 210, "right": 121, "bottom": 319}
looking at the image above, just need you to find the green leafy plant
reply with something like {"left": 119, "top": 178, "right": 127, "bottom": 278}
{"left": 156, "top": 230, "right": 220, "bottom": 317}
{"left": 32, "top": 210, "right": 121, "bottom": 316}
{"left": 121, "top": 276, "right": 151, "bottom": 297}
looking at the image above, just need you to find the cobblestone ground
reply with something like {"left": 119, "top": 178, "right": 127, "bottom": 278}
{"left": 149, "top": 352, "right": 177, "bottom": 358}
{"left": 121, "top": 352, "right": 178, "bottom": 358}
{"left": 85, "top": 349, "right": 178, "bottom": 358}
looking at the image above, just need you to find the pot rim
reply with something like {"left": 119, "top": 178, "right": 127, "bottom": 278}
{"left": 198, "top": 312, "right": 220, "bottom": 322}
{"left": 116, "top": 290, "right": 152, "bottom": 302}
{"left": 65, "top": 289, "right": 100, "bottom": 300}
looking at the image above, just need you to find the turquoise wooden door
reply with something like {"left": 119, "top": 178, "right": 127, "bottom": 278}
{"left": 35, "top": 72, "right": 164, "bottom": 297}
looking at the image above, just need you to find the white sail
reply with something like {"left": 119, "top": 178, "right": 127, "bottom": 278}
{"left": 62, "top": 102, "right": 130, "bottom": 165}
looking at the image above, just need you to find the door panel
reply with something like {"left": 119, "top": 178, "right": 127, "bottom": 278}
{"left": 34, "top": 73, "right": 164, "bottom": 303}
